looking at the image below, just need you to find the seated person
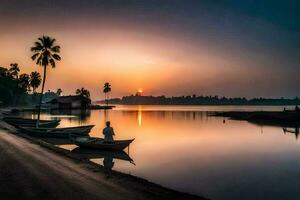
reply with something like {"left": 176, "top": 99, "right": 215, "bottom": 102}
{"left": 103, "top": 121, "right": 115, "bottom": 142}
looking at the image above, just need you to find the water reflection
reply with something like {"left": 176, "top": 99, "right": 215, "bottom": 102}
{"left": 42, "top": 138, "right": 74, "bottom": 145}
{"left": 121, "top": 110, "right": 207, "bottom": 122}
{"left": 71, "top": 148, "right": 134, "bottom": 173}
{"left": 234, "top": 117, "right": 300, "bottom": 140}
{"left": 283, "top": 127, "right": 300, "bottom": 139}
{"left": 50, "top": 109, "right": 91, "bottom": 124}
{"left": 103, "top": 109, "right": 110, "bottom": 123}
{"left": 138, "top": 106, "right": 142, "bottom": 127}
{"left": 19, "top": 106, "right": 300, "bottom": 200}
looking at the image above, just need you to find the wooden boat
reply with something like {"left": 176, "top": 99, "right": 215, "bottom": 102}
{"left": 8, "top": 121, "right": 60, "bottom": 128}
{"left": 71, "top": 147, "right": 134, "bottom": 162}
{"left": 72, "top": 137, "right": 134, "bottom": 151}
{"left": 3, "top": 117, "right": 60, "bottom": 128}
{"left": 17, "top": 125, "right": 94, "bottom": 138}
{"left": 3, "top": 117, "right": 57, "bottom": 123}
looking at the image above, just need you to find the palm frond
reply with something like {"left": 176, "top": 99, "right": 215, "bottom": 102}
{"left": 31, "top": 46, "right": 43, "bottom": 52}
{"left": 52, "top": 54, "right": 61, "bottom": 61}
{"left": 50, "top": 38, "right": 56, "bottom": 46}
{"left": 49, "top": 59, "right": 56, "bottom": 68}
{"left": 31, "top": 53, "right": 40, "bottom": 60}
{"left": 34, "top": 41, "right": 43, "bottom": 48}
{"left": 38, "top": 37, "right": 44, "bottom": 44}
{"left": 36, "top": 55, "right": 43, "bottom": 66}
{"left": 51, "top": 45, "right": 60, "bottom": 53}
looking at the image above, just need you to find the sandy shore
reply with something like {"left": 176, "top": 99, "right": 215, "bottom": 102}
{"left": 0, "top": 121, "right": 206, "bottom": 200}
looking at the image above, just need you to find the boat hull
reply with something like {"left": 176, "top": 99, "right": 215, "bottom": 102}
{"left": 18, "top": 125, "right": 94, "bottom": 138}
{"left": 3, "top": 117, "right": 60, "bottom": 128}
{"left": 73, "top": 137, "right": 134, "bottom": 151}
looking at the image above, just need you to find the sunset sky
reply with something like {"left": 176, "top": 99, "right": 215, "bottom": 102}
{"left": 0, "top": 0, "right": 299, "bottom": 100}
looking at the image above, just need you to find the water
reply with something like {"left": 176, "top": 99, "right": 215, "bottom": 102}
{"left": 21, "top": 105, "right": 300, "bottom": 200}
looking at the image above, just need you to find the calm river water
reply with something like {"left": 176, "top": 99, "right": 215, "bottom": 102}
{"left": 22, "top": 105, "right": 300, "bottom": 200}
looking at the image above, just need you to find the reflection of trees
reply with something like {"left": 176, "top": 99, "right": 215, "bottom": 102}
{"left": 170, "top": 111, "right": 204, "bottom": 121}
{"left": 103, "top": 109, "right": 110, "bottom": 123}
{"left": 50, "top": 109, "right": 91, "bottom": 124}
{"left": 121, "top": 110, "right": 206, "bottom": 123}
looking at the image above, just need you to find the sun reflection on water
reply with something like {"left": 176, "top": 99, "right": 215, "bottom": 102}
{"left": 138, "top": 106, "right": 142, "bottom": 127}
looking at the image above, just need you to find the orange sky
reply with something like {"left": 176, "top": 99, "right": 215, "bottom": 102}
{"left": 0, "top": 27, "right": 283, "bottom": 100}
{"left": 0, "top": 28, "right": 238, "bottom": 99}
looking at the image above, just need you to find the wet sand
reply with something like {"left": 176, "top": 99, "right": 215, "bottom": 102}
{"left": 0, "top": 122, "right": 205, "bottom": 200}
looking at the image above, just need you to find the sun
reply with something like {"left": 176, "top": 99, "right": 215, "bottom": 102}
{"left": 136, "top": 89, "right": 143, "bottom": 96}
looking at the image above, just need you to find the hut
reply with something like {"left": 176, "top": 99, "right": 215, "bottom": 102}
{"left": 47, "top": 95, "right": 91, "bottom": 110}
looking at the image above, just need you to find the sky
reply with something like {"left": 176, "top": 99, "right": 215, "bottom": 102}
{"left": 0, "top": 0, "right": 299, "bottom": 100}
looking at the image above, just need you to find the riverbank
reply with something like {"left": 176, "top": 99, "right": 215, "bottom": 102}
{"left": 0, "top": 120, "right": 206, "bottom": 200}
{"left": 212, "top": 111, "right": 300, "bottom": 127}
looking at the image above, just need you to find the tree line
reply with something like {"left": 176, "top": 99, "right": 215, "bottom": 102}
{"left": 105, "top": 95, "right": 300, "bottom": 106}
{"left": 0, "top": 63, "right": 62, "bottom": 106}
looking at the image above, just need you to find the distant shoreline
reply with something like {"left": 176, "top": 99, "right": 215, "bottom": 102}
{"left": 95, "top": 95, "right": 300, "bottom": 106}
{"left": 96, "top": 103, "right": 298, "bottom": 106}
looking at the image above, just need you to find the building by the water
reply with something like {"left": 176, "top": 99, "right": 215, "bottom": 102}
{"left": 47, "top": 95, "right": 91, "bottom": 109}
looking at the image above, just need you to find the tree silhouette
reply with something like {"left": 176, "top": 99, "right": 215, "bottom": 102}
{"left": 18, "top": 73, "right": 30, "bottom": 91}
{"left": 56, "top": 88, "right": 62, "bottom": 96}
{"left": 9, "top": 63, "right": 20, "bottom": 79}
{"left": 0, "top": 67, "right": 9, "bottom": 77}
{"left": 29, "top": 71, "right": 42, "bottom": 93}
{"left": 103, "top": 82, "right": 111, "bottom": 106}
{"left": 31, "top": 35, "right": 61, "bottom": 127}
{"left": 76, "top": 87, "right": 90, "bottom": 99}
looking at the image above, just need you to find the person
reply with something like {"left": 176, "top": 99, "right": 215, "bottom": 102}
{"left": 103, "top": 121, "right": 115, "bottom": 143}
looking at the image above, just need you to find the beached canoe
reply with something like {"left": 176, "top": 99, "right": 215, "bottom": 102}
{"left": 17, "top": 125, "right": 94, "bottom": 138}
{"left": 72, "top": 137, "right": 134, "bottom": 151}
{"left": 7, "top": 121, "right": 60, "bottom": 128}
{"left": 3, "top": 117, "right": 60, "bottom": 128}
{"left": 3, "top": 117, "right": 58, "bottom": 123}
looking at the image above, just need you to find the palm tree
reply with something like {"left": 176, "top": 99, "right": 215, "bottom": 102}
{"left": 18, "top": 73, "right": 30, "bottom": 91}
{"left": 31, "top": 36, "right": 61, "bottom": 127}
{"left": 76, "top": 88, "right": 90, "bottom": 99}
{"left": 29, "top": 71, "right": 42, "bottom": 93}
{"left": 9, "top": 63, "right": 20, "bottom": 79}
{"left": 103, "top": 82, "right": 111, "bottom": 106}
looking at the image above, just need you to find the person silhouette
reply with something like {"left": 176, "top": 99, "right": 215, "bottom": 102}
{"left": 103, "top": 121, "right": 115, "bottom": 143}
